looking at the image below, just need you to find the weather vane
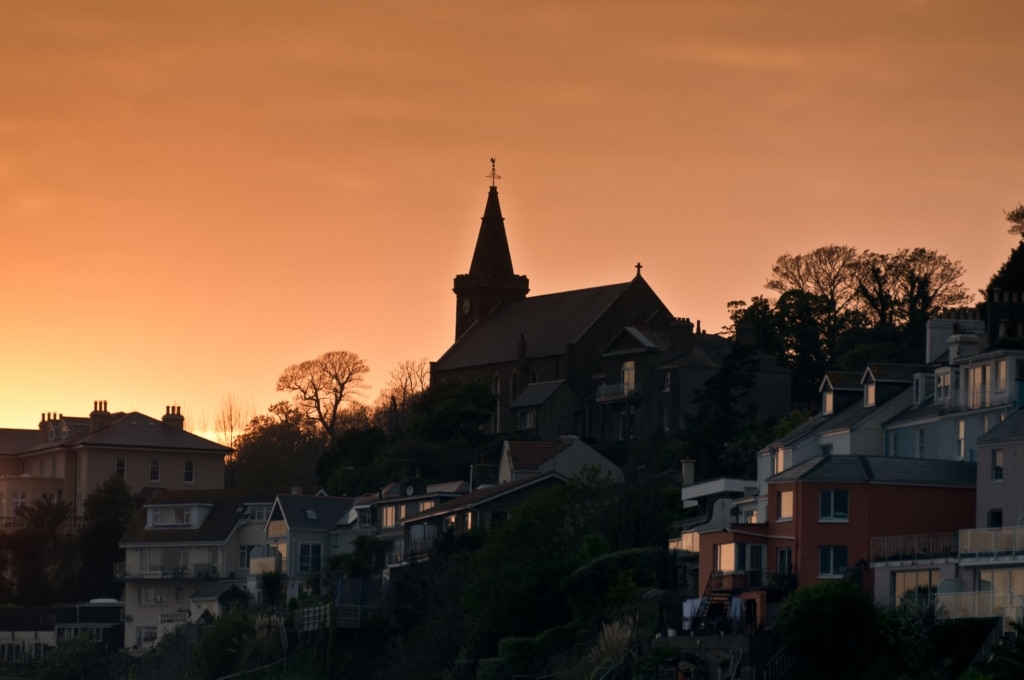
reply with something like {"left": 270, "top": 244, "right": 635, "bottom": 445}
{"left": 487, "top": 157, "right": 501, "bottom": 186}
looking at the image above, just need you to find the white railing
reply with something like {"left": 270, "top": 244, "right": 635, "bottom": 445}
{"left": 959, "top": 526, "right": 1024, "bottom": 560}
{"left": 159, "top": 611, "right": 190, "bottom": 624}
{"left": 936, "top": 590, "right": 1024, "bottom": 627}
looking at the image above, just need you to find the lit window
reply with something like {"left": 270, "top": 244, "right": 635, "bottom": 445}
{"left": 819, "top": 489, "right": 849, "bottom": 521}
{"left": 776, "top": 490, "right": 793, "bottom": 520}
{"left": 864, "top": 382, "right": 876, "bottom": 407}
{"left": 936, "top": 372, "right": 951, "bottom": 400}
{"left": 382, "top": 506, "right": 397, "bottom": 528}
{"left": 419, "top": 500, "right": 435, "bottom": 512}
{"left": 993, "top": 450, "right": 1004, "bottom": 481}
{"left": 996, "top": 359, "right": 1008, "bottom": 391}
{"left": 818, "top": 546, "right": 848, "bottom": 578}
{"left": 622, "top": 360, "right": 636, "bottom": 392}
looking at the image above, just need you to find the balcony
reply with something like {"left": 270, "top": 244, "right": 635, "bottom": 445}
{"left": 712, "top": 570, "right": 797, "bottom": 596}
{"left": 595, "top": 383, "right": 642, "bottom": 404}
{"left": 113, "top": 563, "right": 220, "bottom": 580}
{"left": 959, "top": 526, "right": 1024, "bottom": 563}
{"left": 870, "top": 532, "right": 959, "bottom": 565}
{"left": 936, "top": 590, "right": 1024, "bottom": 627}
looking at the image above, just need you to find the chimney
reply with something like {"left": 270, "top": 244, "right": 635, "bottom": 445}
{"left": 162, "top": 405, "right": 185, "bottom": 430}
{"left": 90, "top": 400, "right": 113, "bottom": 433}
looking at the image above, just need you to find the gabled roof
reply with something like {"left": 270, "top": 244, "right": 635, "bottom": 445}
{"left": 820, "top": 371, "right": 862, "bottom": 392}
{"left": 403, "top": 471, "right": 566, "bottom": 523}
{"left": 434, "top": 282, "right": 633, "bottom": 370}
{"left": 510, "top": 380, "right": 568, "bottom": 408}
{"left": 863, "top": 363, "right": 929, "bottom": 383}
{"left": 505, "top": 440, "right": 572, "bottom": 473}
{"left": 769, "top": 455, "right": 975, "bottom": 487}
{"left": 978, "top": 408, "right": 1024, "bottom": 445}
{"left": 120, "top": 488, "right": 286, "bottom": 546}
{"left": 271, "top": 494, "right": 354, "bottom": 532}
{"left": 18, "top": 411, "right": 230, "bottom": 456}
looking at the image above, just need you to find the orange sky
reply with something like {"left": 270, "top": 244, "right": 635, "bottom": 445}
{"left": 2, "top": 1, "right": 1023, "bottom": 435}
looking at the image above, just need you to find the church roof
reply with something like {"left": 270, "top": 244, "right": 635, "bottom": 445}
{"left": 468, "top": 185, "right": 515, "bottom": 277}
{"left": 434, "top": 281, "right": 633, "bottom": 370}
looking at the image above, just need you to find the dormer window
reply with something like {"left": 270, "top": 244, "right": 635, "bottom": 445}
{"left": 936, "top": 371, "right": 951, "bottom": 401}
{"left": 822, "top": 390, "right": 834, "bottom": 415}
{"left": 864, "top": 382, "right": 876, "bottom": 407}
{"left": 622, "top": 360, "right": 636, "bottom": 392}
{"left": 151, "top": 507, "right": 192, "bottom": 527}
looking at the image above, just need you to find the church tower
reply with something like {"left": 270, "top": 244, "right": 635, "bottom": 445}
{"left": 452, "top": 159, "right": 530, "bottom": 339}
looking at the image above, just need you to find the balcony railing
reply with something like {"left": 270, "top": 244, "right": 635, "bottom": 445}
{"left": 959, "top": 526, "right": 1024, "bottom": 561}
{"left": 936, "top": 590, "right": 1024, "bottom": 627}
{"left": 870, "top": 532, "right": 959, "bottom": 563}
{"left": 113, "top": 563, "right": 220, "bottom": 580}
{"left": 712, "top": 570, "right": 797, "bottom": 595}
{"left": 595, "top": 383, "right": 642, "bottom": 403}
{"left": 159, "top": 612, "right": 190, "bottom": 625}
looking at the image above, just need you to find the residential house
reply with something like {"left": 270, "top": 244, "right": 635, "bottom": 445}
{"left": 694, "top": 456, "right": 975, "bottom": 631}
{"left": 119, "top": 487, "right": 299, "bottom": 649}
{"left": 496, "top": 437, "right": 623, "bottom": 484}
{"left": 0, "top": 402, "right": 229, "bottom": 521}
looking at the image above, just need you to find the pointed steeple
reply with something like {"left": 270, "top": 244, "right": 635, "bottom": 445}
{"left": 453, "top": 160, "right": 530, "bottom": 339}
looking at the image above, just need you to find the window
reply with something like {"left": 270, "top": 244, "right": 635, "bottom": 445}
{"left": 419, "top": 499, "right": 435, "bottom": 512}
{"left": 968, "top": 365, "right": 990, "bottom": 409}
{"left": 239, "top": 546, "right": 252, "bottom": 569}
{"left": 358, "top": 508, "right": 372, "bottom": 527}
{"left": 916, "top": 428, "right": 926, "bottom": 459}
{"left": 818, "top": 546, "right": 848, "bottom": 578}
{"left": 622, "top": 360, "right": 636, "bottom": 392}
{"left": 777, "top": 547, "right": 793, "bottom": 575}
{"left": 987, "top": 508, "right": 1003, "bottom": 528}
{"left": 773, "top": 450, "right": 786, "bottom": 475}
{"left": 116, "top": 458, "right": 125, "bottom": 479}
{"left": 821, "top": 443, "right": 833, "bottom": 457}
{"left": 776, "top": 490, "right": 793, "bottom": 520}
{"left": 298, "top": 543, "right": 321, "bottom": 573}
{"left": 153, "top": 507, "right": 191, "bottom": 526}
{"left": 382, "top": 506, "right": 397, "bottom": 528}
{"left": 12, "top": 492, "right": 26, "bottom": 512}
{"left": 957, "top": 420, "right": 966, "bottom": 460}
{"left": 936, "top": 372, "right": 951, "bottom": 401}
{"left": 247, "top": 505, "right": 269, "bottom": 522}
{"left": 864, "top": 382, "right": 876, "bottom": 407}
{"left": 893, "top": 569, "right": 938, "bottom": 606}
{"left": 997, "top": 359, "right": 1008, "bottom": 391}
{"left": 822, "top": 390, "right": 834, "bottom": 415}
{"left": 150, "top": 459, "right": 160, "bottom": 482}
{"left": 183, "top": 461, "right": 194, "bottom": 484}
{"left": 890, "top": 431, "right": 900, "bottom": 457}
{"left": 663, "top": 372, "right": 672, "bottom": 392}
{"left": 993, "top": 450, "right": 1004, "bottom": 481}
{"left": 518, "top": 410, "right": 536, "bottom": 430}
{"left": 819, "top": 489, "right": 849, "bottom": 521}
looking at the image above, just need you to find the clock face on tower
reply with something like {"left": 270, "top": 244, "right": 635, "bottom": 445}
{"left": 462, "top": 299, "right": 471, "bottom": 315}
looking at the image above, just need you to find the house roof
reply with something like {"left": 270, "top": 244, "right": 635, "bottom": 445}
{"left": 0, "top": 428, "right": 41, "bottom": 455}
{"left": 505, "top": 440, "right": 572, "bottom": 473}
{"left": 17, "top": 411, "right": 230, "bottom": 456}
{"left": 120, "top": 487, "right": 287, "bottom": 546}
{"left": 404, "top": 471, "right": 566, "bottom": 522}
{"left": 433, "top": 282, "right": 633, "bottom": 370}
{"left": 864, "top": 363, "right": 929, "bottom": 383}
{"left": 272, "top": 494, "right": 355, "bottom": 531}
{"left": 510, "top": 380, "right": 567, "bottom": 408}
{"left": 769, "top": 455, "right": 976, "bottom": 487}
{"left": 821, "top": 371, "right": 863, "bottom": 391}
{"left": 978, "top": 408, "right": 1024, "bottom": 445}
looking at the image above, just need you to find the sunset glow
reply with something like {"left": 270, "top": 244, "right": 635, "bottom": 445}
{"left": 2, "top": 1, "right": 1022, "bottom": 433}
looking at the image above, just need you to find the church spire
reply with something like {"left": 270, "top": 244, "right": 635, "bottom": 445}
{"left": 452, "top": 159, "right": 530, "bottom": 339}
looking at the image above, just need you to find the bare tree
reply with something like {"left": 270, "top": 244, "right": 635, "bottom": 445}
{"left": 276, "top": 350, "right": 370, "bottom": 441}
{"left": 371, "top": 358, "right": 431, "bottom": 436}
{"left": 213, "top": 393, "right": 257, "bottom": 449}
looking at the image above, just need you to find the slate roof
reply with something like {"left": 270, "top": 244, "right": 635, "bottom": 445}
{"left": 16, "top": 411, "right": 230, "bottom": 456}
{"left": 821, "top": 371, "right": 863, "bottom": 391}
{"left": 978, "top": 408, "right": 1024, "bottom": 445}
{"left": 865, "top": 363, "right": 930, "bottom": 383}
{"left": 510, "top": 380, "right": 567, "bottom": 408}
{"left": 433, "top": 282, "right": 633, "bottom": 370}
{"left": 120, "top": 487, "right": 291, "bottom": 545}
{"left": 403, "top": 471, "right": 565, "bottom": 522}
{"left": 272, "top": 494, "right": 355, "bottom": 531}
{"left": 0, "top": 429, "right": 40, "bottom": 455}
{"left": 769, "top": 455, "right": 975, "bottom": 487}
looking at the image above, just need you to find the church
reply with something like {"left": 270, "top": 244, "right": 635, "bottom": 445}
{"left": 430, "top": 167, "right": 790, "bottom": 444}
